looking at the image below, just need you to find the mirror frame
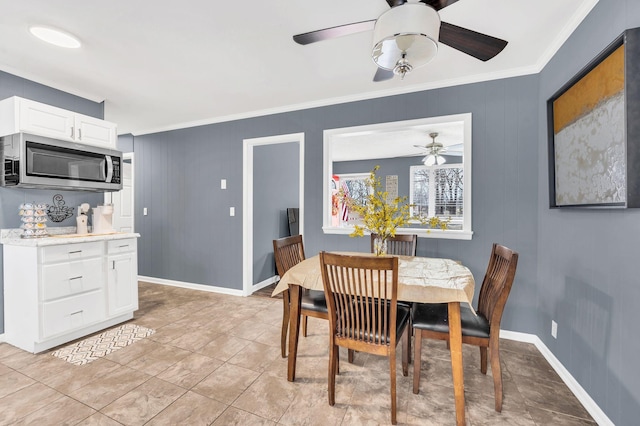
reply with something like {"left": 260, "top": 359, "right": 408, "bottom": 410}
{"left": 323, "top": 113, "right": 473, "bottom": 240}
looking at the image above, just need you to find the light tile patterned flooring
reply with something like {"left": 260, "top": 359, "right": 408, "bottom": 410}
{"left": 0, "top": 282, "right": 596, "bottom": 425}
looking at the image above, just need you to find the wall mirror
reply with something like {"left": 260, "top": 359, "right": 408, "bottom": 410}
{"left": 323, "top": 113, "right": 473, "bottom": 240}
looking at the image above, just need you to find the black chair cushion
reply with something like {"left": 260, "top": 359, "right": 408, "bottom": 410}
{"left": 411, "top": 302, "right": 490, "bottom": 339}
{"left": 337, "top": 303, "right": 411, "bottom": 344}
{"left": 301, "top": 289, "right": 328, "bottom": 313}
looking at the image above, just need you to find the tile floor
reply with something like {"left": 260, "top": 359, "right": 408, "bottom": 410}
{"left": 0, "top": 282, "right": 596, "bottom": 425}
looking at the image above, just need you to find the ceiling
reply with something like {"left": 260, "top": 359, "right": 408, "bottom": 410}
{"left": 0, "top": 0, "right": 598, "bottom": 136}
{"left": 331, "top": 119, "right": 464, "bottom": 162}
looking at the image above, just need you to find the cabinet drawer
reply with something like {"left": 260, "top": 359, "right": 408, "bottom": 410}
{"left": 107, "top": 239, "right": 136, "bottom": 254}
{"left": 41, "top": 242, "right": 103, "bottom": 264}
{"left": 41, "top": 257, "right": 104, "bottom": 301}
{"left": 41, "top": 290, "right": 106, "bottom": 338}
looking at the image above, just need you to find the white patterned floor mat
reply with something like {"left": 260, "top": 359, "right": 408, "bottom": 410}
{"left": 51, "top": 323, "right": 155, "bottom": 366}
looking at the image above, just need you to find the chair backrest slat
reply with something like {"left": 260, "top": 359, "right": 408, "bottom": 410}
{"left": 320, "top": 252, "right": 399, "bottom": 347}
{"left": 273, "top": 235, "right": 305, "bottom": 277}
{"left": 477, "top": 243, "right": 519, "bottom": 328}
{"left": 370, "top": 233, "right": 417, "bottom": 256}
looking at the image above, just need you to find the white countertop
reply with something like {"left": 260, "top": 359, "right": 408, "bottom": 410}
{"left": 1, "top": 227, "right": 140, "bottom": 247}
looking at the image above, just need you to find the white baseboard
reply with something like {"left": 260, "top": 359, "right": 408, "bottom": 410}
{"left": 252, "top": 275, "right": 279, "bottom": 292}
{"left": 138, "top": 275, "right": 245, "bottom": 297}
{"left": 501, "top": 330, "right": 613, "bottom": 426}
{"left": 0, "top": 333, "right": 5, "bottom": 344}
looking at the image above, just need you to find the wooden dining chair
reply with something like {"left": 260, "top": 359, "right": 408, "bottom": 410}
{"left": 273, "top": 235, "right": 328, "bottom": 358}
{"left": 319, "top": 251, "right": 411, "bottom": 425}
{"left": 370, "top": 233, "right": 418, "bottom": 256}
{"left": 411, "top": 243, "right": 519, "bottom": 413}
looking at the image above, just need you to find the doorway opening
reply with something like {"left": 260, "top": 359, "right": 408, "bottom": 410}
{"left": 242, "top": 133, "right": 304, "bottom": 296}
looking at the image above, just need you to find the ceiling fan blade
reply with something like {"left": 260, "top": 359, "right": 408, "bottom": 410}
{"left": 293, "top": 20, "right": 376, "bottom": 45}
{"left": 439, "top": 22, "right": 508, "bottom": 61}
{"left": 419, "top": 0, "right": 461, "bottom": 11}
{"left": 387, "top": 0, "right": 459, "bottom": 10}
{"left": 373, "top": 68, "right": 394, "bottom": 82}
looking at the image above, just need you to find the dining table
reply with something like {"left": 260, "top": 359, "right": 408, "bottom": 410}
{"left": 271, "top": 252, "right": 476, "bottom": 426}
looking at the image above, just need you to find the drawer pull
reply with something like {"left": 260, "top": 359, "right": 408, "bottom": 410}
{"left": 68, "top": 250, "right": 82, "bottom": 255}
{"left": 70, "top": 310, "right": 83, "bottom": 316}
{"left": 119, "top": 245, "right": 129, "bottom": 248}
{"left": 70, "top": 276, "right": 83, "bottom": 281}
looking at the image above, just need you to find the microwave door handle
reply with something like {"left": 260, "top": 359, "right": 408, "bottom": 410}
{"left": 105, "top": 156, "right": 114, "bottom": 183}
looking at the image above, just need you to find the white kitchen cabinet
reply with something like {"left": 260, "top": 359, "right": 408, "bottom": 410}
{"left": 2, "top": 234, "right": 139, "bottom": 353}
{"left": 74, "top": 113, "right": 118, "bottom": 147}
{"left": 0, "top": 96, "right": 117, "bottom": 148}
{"left": 107, "top": 239, "right": 138, "bottom": 316}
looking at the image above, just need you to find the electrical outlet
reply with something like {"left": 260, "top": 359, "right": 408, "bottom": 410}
{"left": 143, "top": 207, "right": 148, "bottom": 216}
{"left": 230, "top": 207, "right": 235, "bottom": 216}
{"left": 551, "top": 320, "right": 558, "bottom": 339}
{"left": 221, "top": 179, "right": 227, "bottom": 189}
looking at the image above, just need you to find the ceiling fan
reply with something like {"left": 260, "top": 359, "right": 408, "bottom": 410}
{"left": 293, "top": 0, "right": 508, "bottom": 81}
{"left": 414, "top": 132, "right": 461, "bottom": 165}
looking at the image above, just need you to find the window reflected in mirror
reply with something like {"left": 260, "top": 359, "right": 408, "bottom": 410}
{"left": 323, "top": 113, "right": 473, "bottom": 240}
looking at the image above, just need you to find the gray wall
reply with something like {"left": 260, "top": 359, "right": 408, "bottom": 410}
{"left": 0, "top": 70, "right": 105, "bottom": 333}
{"left": 253, "top": 142, "right": 299, "bottom": 284}
{"left": 0, "top": 0, "right": 631, "bottom": 420}
{"left": 134, "top": 75, "right": 539, "bottom": 335}
{"left": 117, "top": 133, "right": 135, "bottom": 153}
{"left": 537, "top": 0, "right": 640, "bottom": 424}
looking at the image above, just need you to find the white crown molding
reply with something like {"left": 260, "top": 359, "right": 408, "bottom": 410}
{"left": 0, "top": 65, "right": 106, "bottom": 104}
{"left": 532, "top": 0, "right": 600, "bottom": 72}
{"left": 130, "top": 0, "right": 597, "bottom": 140}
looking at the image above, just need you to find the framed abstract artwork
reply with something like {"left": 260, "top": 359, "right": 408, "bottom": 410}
{"left": 548, "top": 27, "right": 640, "bottom": 208}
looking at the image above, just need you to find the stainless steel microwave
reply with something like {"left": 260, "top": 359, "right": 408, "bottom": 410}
{"left": 1, "top": 133, "right": 123, "bottom": 192}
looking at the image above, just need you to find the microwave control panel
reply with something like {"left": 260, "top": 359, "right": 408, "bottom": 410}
{"left": 111, "top": 157, "right": 121, "bottom": 184}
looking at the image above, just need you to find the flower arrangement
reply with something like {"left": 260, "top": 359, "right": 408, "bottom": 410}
{"left": 341, "top": 166, "right": 448, "bottom": 255}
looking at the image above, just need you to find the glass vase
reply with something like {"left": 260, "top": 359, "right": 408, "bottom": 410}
{"left": 373, "top": 236, "right": 388, "bottom": 256}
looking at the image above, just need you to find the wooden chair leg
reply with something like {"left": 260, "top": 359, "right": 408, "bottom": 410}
{"left": 302, "top": 315, "right": 308, "bottom": 337}
{"left": 412, "top": 329, "right": 422, "bottom": 394}
{"left": 390, "top": 347, "right": 397, "bottom": 425}
{"left": 480, "top": 346, "right": 488, "bottom": 374}
{"left": 280, "top": 289, "right": 290, "bottom": 358}
{"left": 489, "top": 338, "right": 503, "bottom": 412}
{"left": 348, "top": 349, "right": 354, "bottom": 363}
{"left": 328, "top": 343, "right": 337, "bottom": 406}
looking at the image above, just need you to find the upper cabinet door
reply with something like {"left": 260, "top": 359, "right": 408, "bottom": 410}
{"left": 19, "top": 99, "right": 75, "bottom": 141}
{"left": 0, "top": 96, "right": 117, "bottom": 148}
{"left": 75, "top": 114, "right": 117, "bottom": 148}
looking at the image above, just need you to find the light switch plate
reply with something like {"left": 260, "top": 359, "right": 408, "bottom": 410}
{"left": 221, "top": 179, "right": 227, "bottom": 189}
{"left": 143, "top": 207, "right": 148, "bottom": 216}
{"left": 230, "top": 207, "right": 235, "bottom": 216}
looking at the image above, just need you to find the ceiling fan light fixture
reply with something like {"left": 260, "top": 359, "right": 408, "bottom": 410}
{"left": 371, "top": 3, "right": 440, "bottom": 77}
{"left": 422, "top": 153, "right": 446, "bottom": 166}
{"left": 423, "top": 154, "right": 436, "bottom": 166}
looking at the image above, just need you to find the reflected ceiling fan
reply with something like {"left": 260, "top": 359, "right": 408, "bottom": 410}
{"left": 414, "top": 132, "right": 461, "bottom": 165}
{"left": 293, "top": 0, "right": 508, "bottom": 81}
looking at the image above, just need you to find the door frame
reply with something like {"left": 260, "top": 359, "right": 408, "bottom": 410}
{"left": 242, "top": 133, "right": 304, "bottom": 296}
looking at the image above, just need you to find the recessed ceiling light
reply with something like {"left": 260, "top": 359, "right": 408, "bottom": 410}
{"left": 29, "top": 26, "right": 81, "bottom": 49}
